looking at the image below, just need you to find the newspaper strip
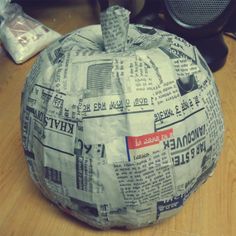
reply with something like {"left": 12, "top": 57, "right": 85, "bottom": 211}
{"left": 21, "top": 5, "right": 224, "bottom": 230}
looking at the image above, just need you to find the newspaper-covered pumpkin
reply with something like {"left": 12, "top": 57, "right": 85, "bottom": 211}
{"left": 20, "top": 5, "right": 224, "bottom": 229}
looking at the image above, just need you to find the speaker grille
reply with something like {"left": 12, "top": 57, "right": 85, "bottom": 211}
{"left": 166, "top": 0, "right": 231, "bottom": 26}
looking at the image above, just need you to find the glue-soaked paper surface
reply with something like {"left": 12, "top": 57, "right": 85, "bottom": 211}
{"left": 21, "top": 5, "right": 224, "bottom": 230}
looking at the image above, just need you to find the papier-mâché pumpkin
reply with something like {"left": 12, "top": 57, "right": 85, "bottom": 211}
{"left": 20, "top": 5, "right": 224, "bottom": 229}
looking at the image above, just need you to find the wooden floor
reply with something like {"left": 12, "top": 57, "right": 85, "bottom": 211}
{"left": 0, "top": 1, "right": 236, "bottom": 236}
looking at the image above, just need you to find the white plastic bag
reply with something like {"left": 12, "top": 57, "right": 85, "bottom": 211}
{"left": 0, "top": 1, "right": 61, "bottom": 64}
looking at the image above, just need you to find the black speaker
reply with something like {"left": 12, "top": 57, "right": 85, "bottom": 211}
{"left": 132, "top": 0, "right": 236, "bottom": 72}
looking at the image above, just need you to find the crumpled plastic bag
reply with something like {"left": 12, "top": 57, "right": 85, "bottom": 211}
{"left": 0, "top": 0, "right": 61, "bottom": 64}
{"left": 20, "top": 5, "right": 224, "bottom": 229}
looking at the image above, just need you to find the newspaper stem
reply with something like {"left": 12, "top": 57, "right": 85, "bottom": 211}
{"left": 100, "top": 5, "right": 130, "bottom": 53}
